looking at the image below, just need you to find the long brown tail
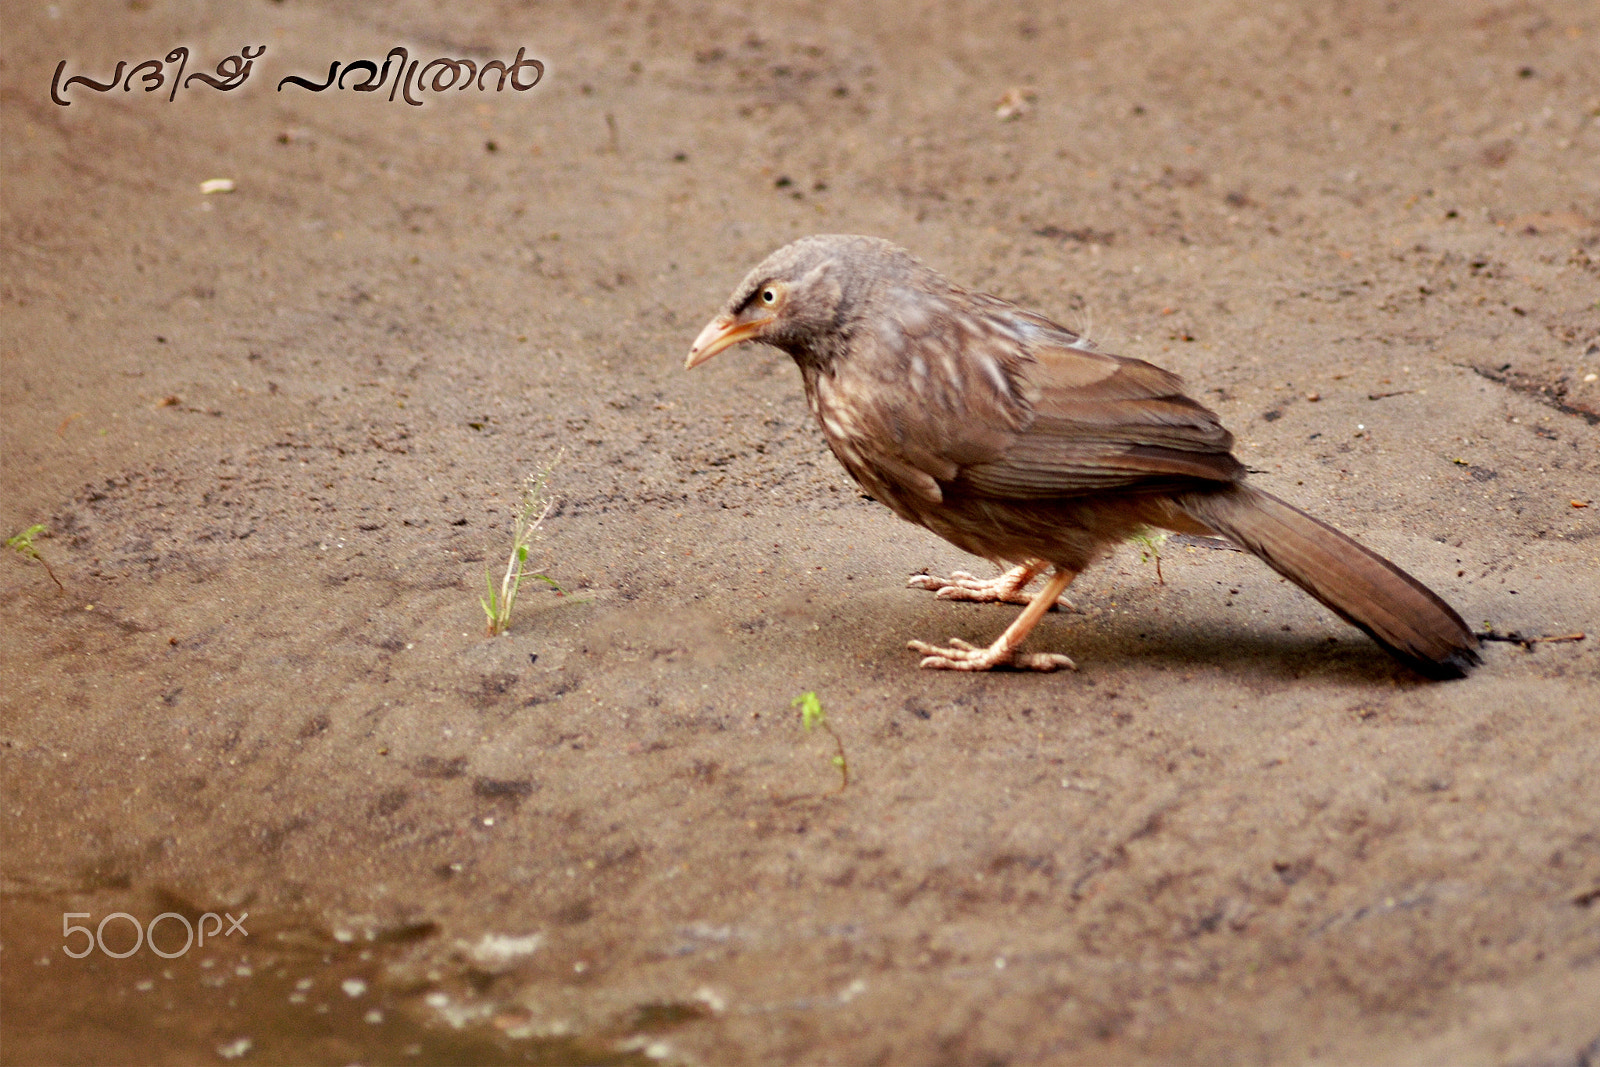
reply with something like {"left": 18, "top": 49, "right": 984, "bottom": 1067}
{"left": 1172, "top": 484, "right": 1480, "bottom": 679}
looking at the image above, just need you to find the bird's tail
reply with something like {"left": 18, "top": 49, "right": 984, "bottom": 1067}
{"left": 1169, "top": 484, "right": 1480, "bottom": 678}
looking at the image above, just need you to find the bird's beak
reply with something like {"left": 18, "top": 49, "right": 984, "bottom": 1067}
{"left": 685, "top": 313, "right": 772, "bottom": 370}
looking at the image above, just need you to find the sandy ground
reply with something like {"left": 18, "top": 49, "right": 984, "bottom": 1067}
{"left": 3, "top": 1, "right": 1599, "bottom": 1063}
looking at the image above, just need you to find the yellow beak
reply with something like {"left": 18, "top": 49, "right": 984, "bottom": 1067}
{"left": 685, "top": 313, "right": 774, "bottom": 370}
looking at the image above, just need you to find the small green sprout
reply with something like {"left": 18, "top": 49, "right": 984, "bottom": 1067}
{"left": 482, "top": 454, "right": 562, "bottom": 637}
{"left": 1130, "top": 529, "right": 1168, "bottom": 585}
{"left": 793, "top": 690, "right": 848, "bottom": 793}
{"left": 6, "top": 524, "right": 65, "bottom": 593}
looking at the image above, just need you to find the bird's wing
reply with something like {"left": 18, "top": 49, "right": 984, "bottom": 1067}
{"left": 953, "top": 336, "right": 1245, "bottom": 499}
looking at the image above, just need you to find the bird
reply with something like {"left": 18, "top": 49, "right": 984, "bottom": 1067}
{"left": 685, "top": 234, "right": 1480, "bottom": 678}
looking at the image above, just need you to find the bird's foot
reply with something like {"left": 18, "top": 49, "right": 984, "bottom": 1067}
{"left": 907, "top": 565, "right": 1074, "bottom": 610}
{"left": 907, "top": 636, "right": 1077, "bottom": 672}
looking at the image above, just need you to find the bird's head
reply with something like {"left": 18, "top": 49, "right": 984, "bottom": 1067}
{"left": 685, "top": 234, "right": 908, "bottom": 370}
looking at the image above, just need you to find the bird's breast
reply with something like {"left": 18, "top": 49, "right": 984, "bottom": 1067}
{"left": 805, "top": 366, "right": 946, "bottom": 521}
{"left": 808, "top": 369, "right": 881, "bottom": 476}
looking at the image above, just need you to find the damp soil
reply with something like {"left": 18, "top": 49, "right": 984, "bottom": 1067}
{"left": 3, "top": 2, "right": 1599, "bottom": 1064}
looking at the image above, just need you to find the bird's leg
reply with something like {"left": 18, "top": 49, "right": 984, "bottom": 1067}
{"left": 908, "top": 567, "right": 1079, "bottom": 671}
{"left": 907, "top": 561, "right": 1073, "bottom": 609}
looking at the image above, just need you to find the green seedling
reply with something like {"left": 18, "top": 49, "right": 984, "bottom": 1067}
{"left": 482, "top": 455, "right": 562, "bottom": 637}
{"left": 793, "top": 690, "right": 848, "bottom": 793}
{"left": 6, "top": 524, "right": 64, "bottom": 593}
{"left": 1130, "top": 529, "right": 1168, "bottom": 585}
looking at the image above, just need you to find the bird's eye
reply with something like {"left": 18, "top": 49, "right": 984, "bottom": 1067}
{"left": 760, "top": 287, "right": 779, "bottom": 306}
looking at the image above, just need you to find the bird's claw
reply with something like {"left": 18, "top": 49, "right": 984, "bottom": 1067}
{"left": 907, "top": 568, "right": 1073, "bottom": 609}
{"left": 906, "top": 637, "right": 1076, "bottom": 672}
{"left": 906, "top": 571, "right": 973, "bottom": 593}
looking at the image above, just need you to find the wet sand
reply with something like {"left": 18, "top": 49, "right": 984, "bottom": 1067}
{"left": 3, "top": 2, "right": 1599, "bottom": 1063}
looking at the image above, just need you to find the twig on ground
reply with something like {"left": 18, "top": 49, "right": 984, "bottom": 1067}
{"left": 1476, "top": 628, "right": 1585, "bottom": 651}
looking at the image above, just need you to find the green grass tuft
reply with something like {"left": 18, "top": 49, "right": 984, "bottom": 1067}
{"left": 482, "top": 454, "right": 562, "bottom": 637}
{"left": 1129, "top": 529, "right": 1168, "bottom": 585}
{"left": 793, "top": 691, "right": 849, "bottom": 793}
{"left": 6, "top": 524, "right": 65, "bottom": 594}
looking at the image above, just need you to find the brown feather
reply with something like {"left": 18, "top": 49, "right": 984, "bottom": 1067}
{"left": 690, "top": 234, "right": 1480, "bottom": 677}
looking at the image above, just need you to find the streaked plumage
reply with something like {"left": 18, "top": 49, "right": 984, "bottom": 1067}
{"left": 688, "top": 234, "right": 1480, "bottom": 678}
